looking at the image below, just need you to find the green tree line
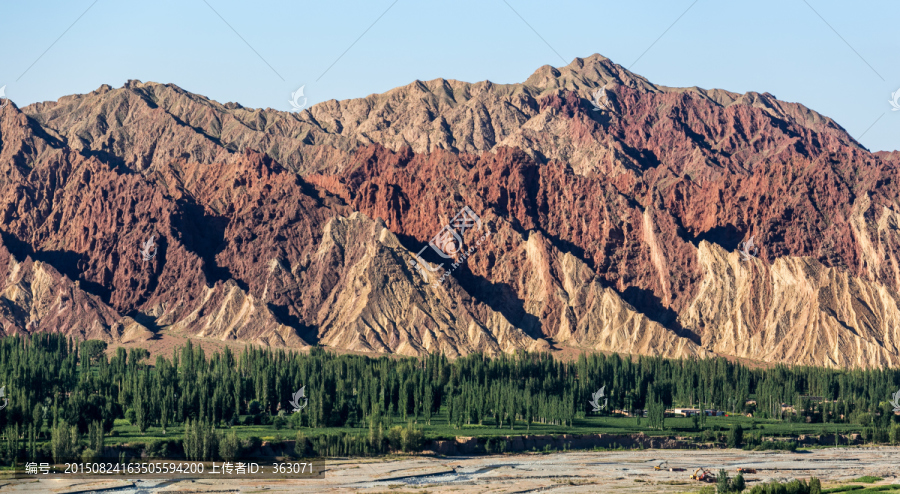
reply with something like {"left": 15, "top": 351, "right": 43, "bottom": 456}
{"left": 0, "top": 333, "right": 899, "bottom": 464}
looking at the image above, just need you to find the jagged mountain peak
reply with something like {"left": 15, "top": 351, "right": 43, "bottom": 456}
{"left": 3, "top": 55, "right": 900, "bottom": 367}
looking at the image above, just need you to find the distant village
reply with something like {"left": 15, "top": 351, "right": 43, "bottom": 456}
{"left": 615, "top": 395, "right": 900, "bottom": 420}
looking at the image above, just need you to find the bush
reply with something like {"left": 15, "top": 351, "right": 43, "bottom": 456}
{"left": 51, "top": 420, "right": 79, "bottom": 464}
{"left": 752, "top": 440, "right": 797, "bottom": 452}
{"left": 746, "top": 477, "right": 822, "bottom": 494}
{"left": 854, "top": 412, "right": 873, "bottom": 427}
{"left": 241, "top": 436, "right": 262, "bottom": 454}
{"left": 270, "top": 434, "right": 285, "bottom": 450}
{"left": 733, "top": 473, "right": 746, "bottom": 492}
{"left": 400, "top": 424, "right": 424, "bottom": 452}
{"left": 809, "top": 477, "right": 821, "bottom": 494}
{"left": 289, "top": 411, "right": 303, "bottom": 429}
{"left": 248, "top": 400, "right": 262, "bottom": 415}
{"left": 717, "top": 469, "right": 731, "bottom": 493}
{"left": 890, "top": 423, "right": 900, "bottom": 445}
{"left": 219, "top": 431, "right": 240, "bottom": 461}
{"left": 182, "top": 419, "right": 218, "bottom": 461}
{"left": 851, "top": 476, "right": 882, "bottom": 484}
{"left": 714, "top": 469, "right": 746, "bottom": 493}
{"left": 294, "top": 432, "right": 311, "bottom": 457}
{"left": 485, "top": 437, "right": 507, "bottom": 454}
{"left": 81, "top": 448, "right": 98, "bottom": 463}
{"left": 124, "top": 408, "right": 136, "bottom": 425}
{"left": 728, "top": 424, "right": 744, "bottom": 448}
{"left": 386, "top": 426, "right": 403, "bottom": 451}
{"left": 273, "top": 415, "right": 286, "bottom": 430}
{"left": 145, "top": 439, "right": 177, "bottom": 458}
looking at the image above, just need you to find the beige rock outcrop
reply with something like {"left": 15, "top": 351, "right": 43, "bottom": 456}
{"left": 681, "top": 242, "right": 900, "bottom": 368}
{"left": 313, "top": 212, "right": 540, "bottom": 357}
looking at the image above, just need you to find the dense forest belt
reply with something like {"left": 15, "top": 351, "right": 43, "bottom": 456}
{"left": 0, "top": 333, "right": 899, "bottom": 465}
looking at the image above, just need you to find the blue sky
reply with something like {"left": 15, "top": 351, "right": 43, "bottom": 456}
{"left": 1, "top": 0, "right": 897, "bottom": 151}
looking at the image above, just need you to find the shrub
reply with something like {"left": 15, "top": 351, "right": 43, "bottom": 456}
{"left": 746, "top": 477, "right": 822, "bottom": 494}
{"left": 81, "top": 448, "right": 97, "bottom": 463}
{"left": 733, "top": 473, "right": 746, "bottom": 492}
{"left": 854, "top": 412, "right": 873, "bottom": 427}
{"left": 289, "top": 411, "right": 303, "bottom": 429}
{"left": 182, "top": 419, "right": 218, "bottom": 461}
{"left": 717, "top": 468, "right": 731, "bottom": 493}
{"left": 241, "top": 436, "right": 262, "bottom": 454}
{"left": 248, "top": 400, "right": 262, "bottom": 415}
{"left": 890, "top": 423, "right": 900, "bottom": 445}
{"left": 852, "top": 476, "right": 882, "bottom": 483}
{"left": 714, "top": 468, "right": 746, "bottom": 493}
{"left": 294, "top": 432, "right": 311, "bottom": 457}
{"left": 485, "top": 437, "right": 504, "bottom": 454}
{"left": 728, "top": 424, "right": 744, "bottom": 448}
{"left": 400, "top": 424, "right": 423, "bottom": 452}
{"left": 753, "top": 440, "right": 797, "bottom": 452}
{"left": 124, "top": 408, "right": 136, "bottom": 425}
{"left": 386, "top": 426, "right": 403, "bottom": 451}
{"left": 219, "top": 431, "right": 240, "bottom": 461}
{"left": 809, "top": 477, "right": 821, "bottom": 494}
{"left": 51, "top": 420, "right": 79, "bottom": 464}
{"left": 145, "top": 439, "right": 177, "bottom": 458}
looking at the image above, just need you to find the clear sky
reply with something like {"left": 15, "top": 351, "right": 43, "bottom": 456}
{"left": 1, "top": 0, "right": 897, "bottom": 152}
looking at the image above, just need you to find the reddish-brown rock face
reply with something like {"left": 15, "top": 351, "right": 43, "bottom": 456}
{"left": 3, "top": 54, "right": 900, "bottom": 367}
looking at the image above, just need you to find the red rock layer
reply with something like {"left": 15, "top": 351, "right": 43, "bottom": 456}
{"left": 2, "top": 54, "right": 900, "bottom": 366}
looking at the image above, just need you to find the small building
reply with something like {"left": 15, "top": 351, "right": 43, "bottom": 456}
{"left": 673, "top": 408, "right": 701, "bottom": 417}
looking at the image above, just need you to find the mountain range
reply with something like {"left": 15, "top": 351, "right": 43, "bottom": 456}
{"left": 2, "top": 53, "right": 900, "bottom": 368}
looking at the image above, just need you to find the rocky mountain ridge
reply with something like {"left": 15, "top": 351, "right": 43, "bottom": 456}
{"left": 2, "top": 53, "right": 899, "bottom": 368}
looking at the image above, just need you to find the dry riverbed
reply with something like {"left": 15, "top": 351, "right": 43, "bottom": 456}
{"left": 2, "top": 447, "right": 898, "bottom": 493}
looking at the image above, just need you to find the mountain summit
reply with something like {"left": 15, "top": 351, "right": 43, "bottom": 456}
{"left": 2, "top": 54, "right": 899, "bottom": 368}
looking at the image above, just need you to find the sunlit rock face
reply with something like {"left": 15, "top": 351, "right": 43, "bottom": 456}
{"left": 4, "top": 54, "right": 900, "bottom": 367}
